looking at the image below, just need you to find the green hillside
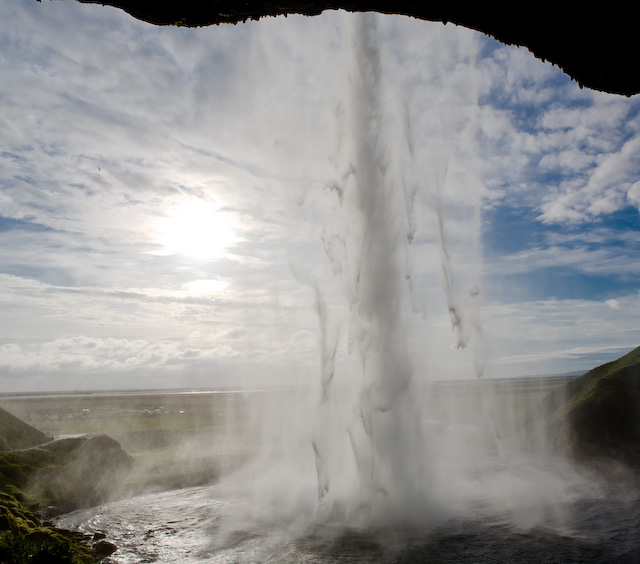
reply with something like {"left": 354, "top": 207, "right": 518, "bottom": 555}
{"left": 0, "top": 407, "right": 51, "bottom": 451}
{"left": 531, "top": 346, "right": 640, "bottom": 469}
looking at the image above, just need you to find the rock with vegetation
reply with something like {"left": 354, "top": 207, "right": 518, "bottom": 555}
{"left": 28, "top": 435, "right": 133, "bottom": 513}
{"left": 0, "top": 407, "right": 133, "bottom": 562}
{"left": 529, "top": 346, "right": 640, "bottom": 471}
{"left": 0, "top": 449, "right": 56, "bottom": 493}
{"left": 0, "top": 487, "right": 105, "bottom": 563}
{"left": 0, "top": 435, "right": 132, "bottom": 514}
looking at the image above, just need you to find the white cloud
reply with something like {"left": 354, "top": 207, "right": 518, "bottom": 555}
{"left": 537, "top": 116, "right": 640, "bottom": 224}
{"left": 485, "top": 243, "right": 640, "bottom": 278}
{"left": 539, "top": 96, "right": 629, "bottom": 139}
{"left": 489, "top": 344, "right": 632, "bottom": 368}
{"left": 471, "top": 40, "right": 640, "bottom": 227}
{"left": 0, "top": 4, "right": 639, "bottom": 392}
{"left": 0, "top": 337, "right": 213, "bottom": 372}
{"left": 545, "top": 227, "right": 640, "bottom": 247}
{"left": 537, "top": 149, "right": 595, "bottom": 174}
{"left": 478, "top": 43, "right": 566, "bottom": 104}
{"left": 628, "top": 181, "right": 640, "bottom": 209}
{"left": 480, "top": 294, "right": 640, "bottom": 377}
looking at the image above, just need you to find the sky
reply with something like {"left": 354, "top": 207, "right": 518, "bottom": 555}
{"left": 0, "top": 0, "right": 639, "bottom": 392}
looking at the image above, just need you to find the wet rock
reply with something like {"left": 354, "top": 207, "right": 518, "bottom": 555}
{"left": 94, "top": 540, "right": 118, "bottom": 558}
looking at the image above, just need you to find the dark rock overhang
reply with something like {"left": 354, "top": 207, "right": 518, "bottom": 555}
{"left": 59, "top": 1, "right": 639, "bottom": 97}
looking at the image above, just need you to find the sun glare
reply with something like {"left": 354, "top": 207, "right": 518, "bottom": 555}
{"left": 155, "top": 200, "right": 237, "bottom": 259}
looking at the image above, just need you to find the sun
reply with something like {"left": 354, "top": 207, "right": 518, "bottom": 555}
{"left": 155, "top": 200, "right": 237, "bottom": 260}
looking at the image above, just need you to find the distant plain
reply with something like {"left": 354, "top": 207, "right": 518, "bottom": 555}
{"left": 0, "top": 375, "right": 574, "bottom": 493}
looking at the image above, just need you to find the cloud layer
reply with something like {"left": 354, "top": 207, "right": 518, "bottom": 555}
{"left": 0, "top": 4, "right": 639, "bottom": 391}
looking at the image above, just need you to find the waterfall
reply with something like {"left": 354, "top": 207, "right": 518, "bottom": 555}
{"left": 311, "top": 13, "right": 432, "bottom": 524}
{"left": 223, "top": 11, "right": 488, "bottom": 537}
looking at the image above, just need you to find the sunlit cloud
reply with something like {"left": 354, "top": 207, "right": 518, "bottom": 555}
{"left": 183, "top": 279, "right": 228, "bottom": 296}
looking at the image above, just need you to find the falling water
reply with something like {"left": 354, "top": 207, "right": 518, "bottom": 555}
{"left": 230, "top": 12, "right": 487, "bottom": 533}
{"left": 311, "top": 13, "right": 432, "bottom": 525}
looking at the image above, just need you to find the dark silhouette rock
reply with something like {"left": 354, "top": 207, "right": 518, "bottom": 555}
{"left": 94, "top": 540, "right": 118, "bottom": 558}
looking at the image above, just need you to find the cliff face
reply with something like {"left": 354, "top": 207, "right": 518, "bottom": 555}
{"left": 66, "top": 0, "right": 640, "bottom": 97}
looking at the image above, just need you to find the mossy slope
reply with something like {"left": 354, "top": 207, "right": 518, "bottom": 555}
{"left": 1, "top": 487, "right": 102, "bottom": 563}
{"left": 532, "top": 346, "right": 640, "bottom": 469}
{"left": 0, "top": 407, "right": 51, "bottom": 452}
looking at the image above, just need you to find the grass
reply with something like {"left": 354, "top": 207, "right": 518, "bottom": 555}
{"left": 562, "top": 346, "right": 640, "bottom": 414}
{"left": 526, "top": 346, "right": 640, "bottom": 469}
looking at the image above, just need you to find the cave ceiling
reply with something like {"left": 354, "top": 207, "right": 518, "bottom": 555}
{"left": 64, "top": 1, "right": 638, "bottom": 96}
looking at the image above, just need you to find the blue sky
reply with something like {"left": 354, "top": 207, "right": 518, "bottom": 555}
{"left": 0, "top": 0, "right": 639, "bottom": 391}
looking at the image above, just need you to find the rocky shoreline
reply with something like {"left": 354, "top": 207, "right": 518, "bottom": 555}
{"left": 0, "top": 411, "right": 130, "bottom": 562}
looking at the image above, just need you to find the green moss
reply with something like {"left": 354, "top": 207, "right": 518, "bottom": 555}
{"left": 0, "top": 491, "right": 100, "bottom": 563}
{"left": 0, "top": 449, "right": 58, "bottom": 492}
{"left": 545, "top": 347, "right": 640, "bottom": 426}
{"left": 0, "top": 529, "right": 90, "bottom": 563}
